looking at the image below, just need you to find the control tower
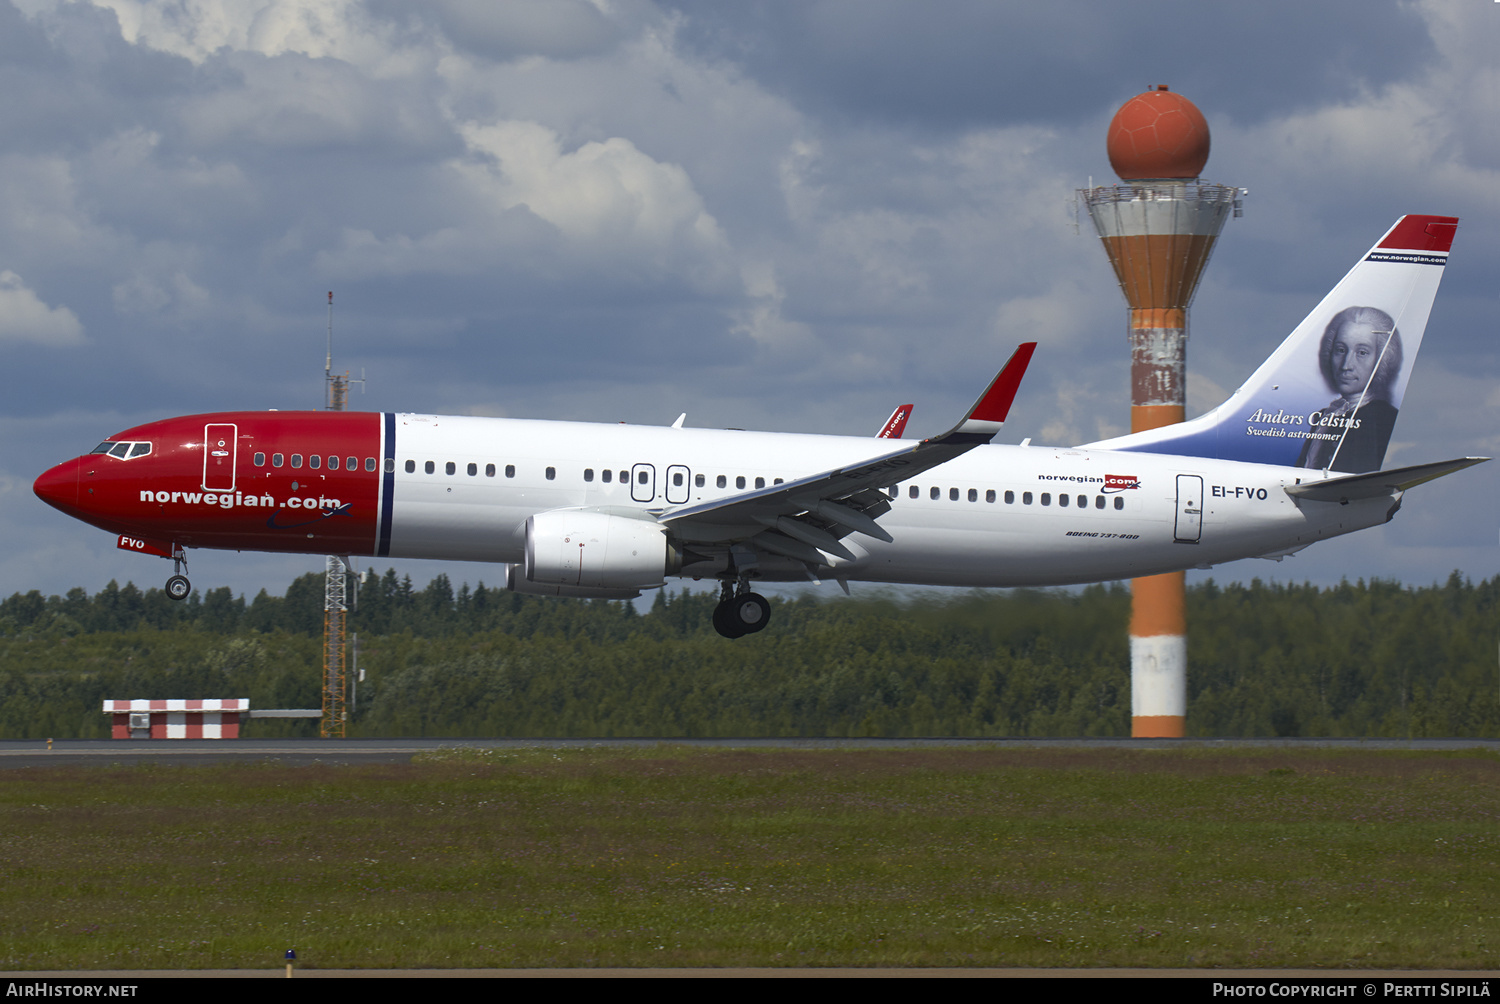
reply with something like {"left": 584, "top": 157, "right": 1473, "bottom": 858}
{"left": 1080, "top": 86, "right": 1239, "bottom": 738}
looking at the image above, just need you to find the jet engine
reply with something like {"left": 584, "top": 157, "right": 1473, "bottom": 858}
{"left": 523, "top": 509, "right": 677, "bottom": 593}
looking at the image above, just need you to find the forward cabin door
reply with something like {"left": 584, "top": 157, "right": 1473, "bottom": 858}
{"left": 203, "top": 423, "right": 237, "bottom": 492}
{"left": 1174, "top": 474, "right": 1203, "bottom": 543}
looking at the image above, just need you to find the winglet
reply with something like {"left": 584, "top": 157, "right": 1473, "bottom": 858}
{"left": 876, "top": 404, "right": 914, "bottom": 439}
{"left": 930, "top": 342, "right": 1036, "bottom": 444}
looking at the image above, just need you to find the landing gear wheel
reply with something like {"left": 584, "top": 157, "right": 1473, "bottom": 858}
{"left": 732, "top": 592, "right": 771, "bottom": 634}
{"left": 712, "top": 601, "right": 745, "bottom": 639}
{"left": 165, "top": 575, "right": 191, "bottom": 601}
{"left": 713, "top": 591, "right": 771, "bottom": 638}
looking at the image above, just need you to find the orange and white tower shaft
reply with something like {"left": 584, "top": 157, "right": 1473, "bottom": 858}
{"left": 1081, "top": 86, "right": 1238, "bottom": 737}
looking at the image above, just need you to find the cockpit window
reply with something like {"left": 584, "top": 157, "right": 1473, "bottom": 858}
{"left": 92, "top": 440, "right": 153, "bottom": 460}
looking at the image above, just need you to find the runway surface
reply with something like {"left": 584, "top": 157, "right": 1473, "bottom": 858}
{"left": 1, "top": 736, "right": 1496, "bottom": 767}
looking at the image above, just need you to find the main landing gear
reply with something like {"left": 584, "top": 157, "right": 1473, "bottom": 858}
{"left": 164, "top": 547, "right": 191, "bottom": 602}
{"left": 713, "top": 580, "right": 771, "bottom": 639}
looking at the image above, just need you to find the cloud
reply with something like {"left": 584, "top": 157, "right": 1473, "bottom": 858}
{"left": 0, "top": 271, "right": 84, "bottom": 345}
{"left": 449, "top": 119, "right": 732, "bottom": 279}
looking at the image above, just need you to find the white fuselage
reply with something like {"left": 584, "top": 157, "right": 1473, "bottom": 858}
{"left": 385, "top": 415, "right": 1390, "bottom": 586}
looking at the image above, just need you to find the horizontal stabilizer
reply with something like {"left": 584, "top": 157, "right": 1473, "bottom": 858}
{"left": 1285, "top": 457, "right": 1488, "bottom": 503}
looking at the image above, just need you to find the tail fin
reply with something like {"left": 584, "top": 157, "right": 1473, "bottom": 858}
{"left": 1082, "top": 215, "right": 1457, "bottom": 473}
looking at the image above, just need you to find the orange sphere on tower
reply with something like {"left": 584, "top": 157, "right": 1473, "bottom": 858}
{"left": 1106, "top": 86, "right": 1210, "bottom": 180}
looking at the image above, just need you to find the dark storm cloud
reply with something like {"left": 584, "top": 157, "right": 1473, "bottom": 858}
{"left": 0, "top": 1, "right": 192, "bottom": 155}
{"left": 662, "top": 0, "right": 1436, "bottom": 130}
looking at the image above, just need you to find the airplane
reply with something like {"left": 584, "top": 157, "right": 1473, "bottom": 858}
{"left": 33, "top": 214, "right": 1485, "bottom": 638}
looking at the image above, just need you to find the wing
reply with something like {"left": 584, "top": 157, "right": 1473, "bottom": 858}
{"left": 658, "top": 343, "right": 1036, "bottom": 566}
{"left": 1284, "top": 457, "right": 1488, "bottom": 503}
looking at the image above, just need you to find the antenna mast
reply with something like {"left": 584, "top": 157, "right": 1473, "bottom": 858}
{"left": 320, "top": 291, "right": 361, "bottom": 739}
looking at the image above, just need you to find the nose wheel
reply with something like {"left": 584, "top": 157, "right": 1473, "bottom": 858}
{"left": 164, "top": 547, "right": 191, "bottom": 602}
{"left": 713, "top": 580, "right": 771, "bottom": 638}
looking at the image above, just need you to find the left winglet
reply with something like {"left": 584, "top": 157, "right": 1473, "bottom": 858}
{"left": 876, "top": 404, "right": 914, "bottom": 439}
{"left": 930, "top": 342, "right": 1036, "bottom": 445}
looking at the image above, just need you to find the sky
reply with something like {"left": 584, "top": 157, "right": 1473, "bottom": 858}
{"left": 2, "top": 0, "right": 1497, "bottom": 603}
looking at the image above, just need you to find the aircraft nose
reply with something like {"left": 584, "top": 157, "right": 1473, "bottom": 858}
{"left": 33, "top": 459, "right": 80, "bottom": 513}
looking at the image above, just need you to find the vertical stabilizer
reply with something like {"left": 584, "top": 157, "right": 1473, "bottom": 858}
{"left": 1082, "top": 215, "right": 1457, "bottom": 473}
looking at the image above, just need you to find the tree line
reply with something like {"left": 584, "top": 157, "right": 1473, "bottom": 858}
{"left": 0, "top": 570, "right": 1495, "bottom": 739}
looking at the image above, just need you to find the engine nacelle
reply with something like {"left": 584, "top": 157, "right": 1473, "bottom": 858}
{"left": 504, "top": 564, "right": 643, "bottom": 599}
{"left": 524, "top": 509, "right": 676, "bottom": 591}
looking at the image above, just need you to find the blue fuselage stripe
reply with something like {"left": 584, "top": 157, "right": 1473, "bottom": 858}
{"left": 378, "top": 413, "right": 395, "bottom": 557}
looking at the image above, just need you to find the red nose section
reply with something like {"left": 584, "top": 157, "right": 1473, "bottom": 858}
{"left": 34, "top": 459, "right": 81, "bottom": 514}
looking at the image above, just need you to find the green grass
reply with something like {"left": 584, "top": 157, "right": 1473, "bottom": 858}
{"left": 1, "top": 747, "right": 1496, "bottom": 970}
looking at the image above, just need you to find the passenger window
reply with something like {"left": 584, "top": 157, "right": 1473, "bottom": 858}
{"left": 755, "top": 477, "right": 765, "bottom": 489}
{"left": 310, "top": 455, "right": 321, "bottom": 469}
{"left": 291, "top": 454, "right": 303, "bottom": 468}
{"left": 548, "top": 467, "right": 557, "bottom": 481}
{"left": 1005, "top": 490, "right": 1014, "bottom": 504}
{"left": 949, "top": 488, "right": 958, "bottom": 501}
{"left": 1114, "top": 496, "right": 1124, "bottom": 510}
{"left": 405, "top": 460, "right": 415, "bottom": 473}
{"left": 717, "top": 475, "right": 727, "bottom": 488}
{"left": 673, "top": 472, "right": 684, "bottom": 487}
{"left": 888, "top": 487, "right": 898, "bottom": 499}
{"left": 602, "top": 469, "right": 612, "bottom": 483}
{"left": 1076, "top": 494, "right": 1086, "bottom": 508}
{"left": 272, "top": 454, "right": 284, "bottom": 468}
{"left": 1059, "top": 493, "right": 1069, "bottom": 507}
{"left": 424, "top": 461, "right": 435, "bottom": 474}
{"left": 254, "top": 453, "right": 266, "bottom": 467}
{"left": 695, "top": 474, "right": 705, "bottom": 487}
{"left": 986, "top": 489, "right": 995, "bottom": 503}
{"left": 445, "top": 462, "right": 456, "bottom": 475}
{"left": 968, "top": 488, "right": 978, "bottom": 502}
{"left": 929, "top": 487, "right": 939, "bottom": 500}
{"left": 467, "top": 462, "right": 477, "bottom": 476}
{"left": 636, "top": 471, "right": 647, "bottom": 484}
{"left": 486, "top": 464, "right": 495, "bottom": 477}
{"left": 774, "top": 478, "right": 783, "bottom": 485}
{"left": 328, "top": 456, "right": 338, "bottom": 469}
{"left": 129, "top": 442, "right": 152, "bottom": 458}
{"left": 1023, "top": 492, "right": 1033, "bottom": 505}
{"left": 367, "top": 458, "right": 378, "bottom": 472}
{"left": 1041, "top": 493, "right": 1051, "bottom": 506}
{"left": 384, "top": 458, "right": 395, "bottom": 473}
{"left": 584, "top": 469, "right": 594, "bottom": 482}
{"left": 1095, "top": 496, "right": 1105, "bottom": 509}
{"left": 736, "top": 476, "right": 746, "bottom": 489}
{"left": 909, "top": 485, "right": 919, "bottom": 499}
{"left": 346, "top": 457, "right": 356, "bottom": 471}
{"left": 506, "top": 465, "right": 516, "bottom": 478}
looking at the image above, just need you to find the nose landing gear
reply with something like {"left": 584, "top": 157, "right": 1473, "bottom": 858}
{"left": 712, "top": 579, "right": 771, "bottom": 638}
{"left": 164, "top": 546, "right": 191, "bottom": 602}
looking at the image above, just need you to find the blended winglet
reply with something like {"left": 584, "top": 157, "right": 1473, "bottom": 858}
{"left": 933, "top": 342, "right": 1036, "bottom": 444}
{"left": 876, "top": 404, "right": 914, "bottom": 439}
